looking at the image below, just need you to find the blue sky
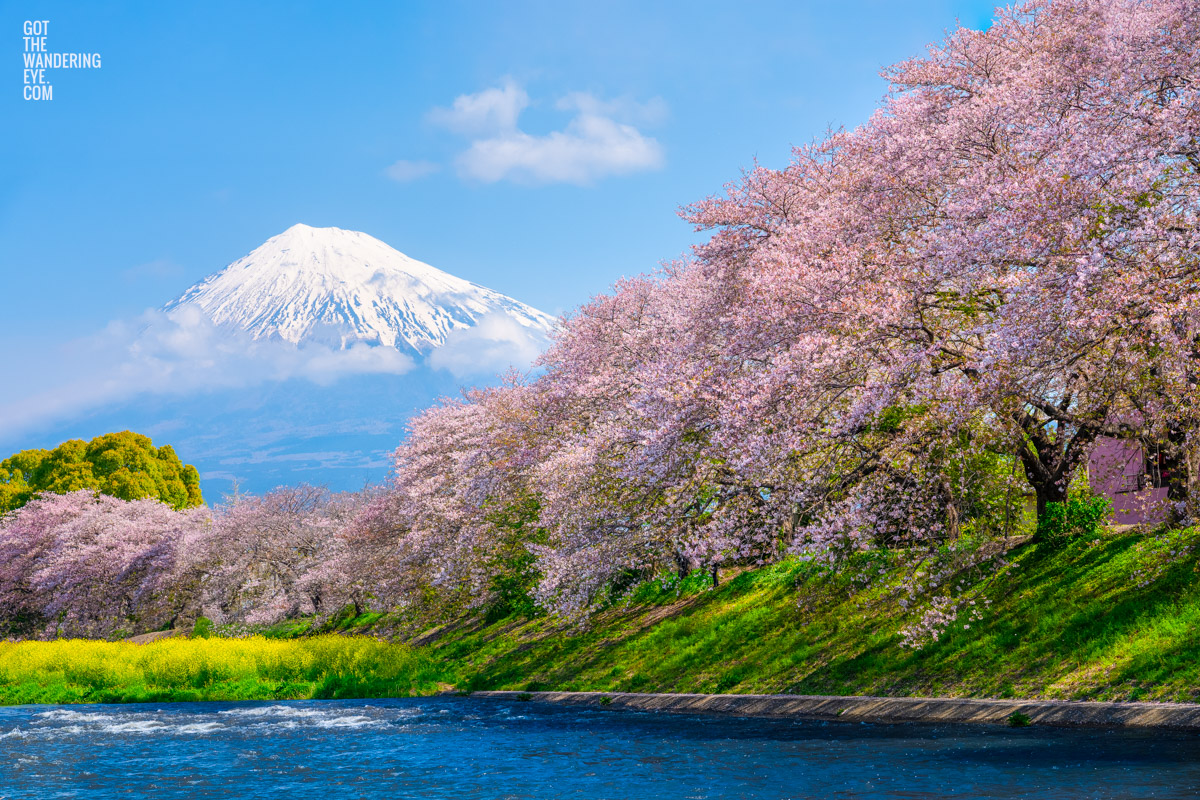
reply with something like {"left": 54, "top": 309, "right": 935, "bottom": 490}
{"left": 4, "top": 1, "right": 997, "bottom": 320}
{"left": 1, "top": 0, "right": 997, "bottom": 484}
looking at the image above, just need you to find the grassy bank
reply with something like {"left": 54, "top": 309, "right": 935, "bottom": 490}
{"left": 5, "top": 527, "right": 1200, "bottom": 705}
{"left": 0, "top": 635, "right": 443, "bottom": 704}
{"left": 423, "top": 527, "right": 1200, "bottom": 703}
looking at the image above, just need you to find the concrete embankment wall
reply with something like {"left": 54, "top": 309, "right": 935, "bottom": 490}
{"left": 470, "top": 690, "right": 1200, "bottom": 730}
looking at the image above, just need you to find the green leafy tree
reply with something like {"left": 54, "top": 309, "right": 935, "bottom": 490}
{"left": 0, "top": 431, "right": 203, "bottom": 513}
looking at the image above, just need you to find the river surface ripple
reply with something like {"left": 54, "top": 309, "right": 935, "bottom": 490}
{"left": 0, "top": 697, "right": 1197, "bottom": 798}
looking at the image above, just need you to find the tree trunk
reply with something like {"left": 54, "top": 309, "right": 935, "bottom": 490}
{"left": 1158, "top": 426, "right": 1190, "bottom": 502}
{"left": 1017, "top": 441, "right": 1070, "bottom": 539}
{"left": 1033, "top": 483, "right": 1067, "bottom": 518}
{"left": 779, "top": 504, "right": 801, "bottom": 552}
{"left": 1026, "top": 477, "right": 1070, "bottom": 542}
{"left": 1189, "top": 436, "right": 1200, "bottom": 521}
{"left": 938, "top": 477, "right": 961, "bottom": 541}
{"left": 945, "top": 501, "right": 960, "bottom": 541}
{"left": 674, "top": 550, "right": 690, "bottom": 580}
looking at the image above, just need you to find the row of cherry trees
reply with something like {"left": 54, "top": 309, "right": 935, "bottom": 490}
{"left": 0, "top": 0, "right": 1196, "bottom": 637}
{"left": 0, "top": 487, "right": 377, "bottom": 639}
{"left": 363, "top": 0, "right": 1200, "bottom": 617}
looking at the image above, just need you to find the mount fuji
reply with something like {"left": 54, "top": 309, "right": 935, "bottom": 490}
{"left": 165, "top": 223, "right": 557, "bottom": 355}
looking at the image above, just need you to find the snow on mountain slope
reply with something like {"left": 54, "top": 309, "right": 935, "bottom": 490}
{"left": 165, "top": 224, "right": 557, "bottom": 355}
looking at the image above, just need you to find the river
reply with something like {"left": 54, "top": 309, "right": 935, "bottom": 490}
{"left": 0, "top": 697, "right": 1196, "bottom": 798}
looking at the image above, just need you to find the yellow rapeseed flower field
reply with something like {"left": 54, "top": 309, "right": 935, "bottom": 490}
{"left": 0, "top": 636, "right": 444, "bottom": 704}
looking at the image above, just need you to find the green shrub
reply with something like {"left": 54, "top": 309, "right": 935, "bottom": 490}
{"left": 1036, "top": 495, "right": 1112, "bottom": 546}
{"left": 1006, "top": 710, "right": 1032, "bottom": 727}
{"left": 191, "top": 616, "right": 213, "bottom": 639}
{"left": 627, "top": 569, "right": 717, "bottom": 605}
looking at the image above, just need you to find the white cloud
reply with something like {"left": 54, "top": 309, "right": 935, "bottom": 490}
{"left": 0, "top": 307, "right": 416, "bottom": 441}
{"left": 428, "top": 313, "right": 551, "bottom": 378}
{"left": 427, "top": 78, "right": 529, "bottom": 135}
{"left": 456, "top": 115, "right": 663, "bottom": 185}
{"left": 428, "top": 81, "right": 665, "bottom": 185}
{"left": 0, "top": 303, "right": 558, "bottom": 446}
{"left": 384, "top": 159, "right": 440, "bottom": 182}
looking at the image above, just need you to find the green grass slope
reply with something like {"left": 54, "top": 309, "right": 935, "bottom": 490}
{"left": 423, "top": 528, "right": 1200, "bottom": 702}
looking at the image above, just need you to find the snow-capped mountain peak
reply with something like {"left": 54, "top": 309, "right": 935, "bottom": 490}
{"left": 166, "top": 224, "right": 557, "bottom": 354}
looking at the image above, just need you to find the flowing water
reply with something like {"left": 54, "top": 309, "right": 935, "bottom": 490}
{"left": 0, "top": 697, "right": 1197, "bottom": 798}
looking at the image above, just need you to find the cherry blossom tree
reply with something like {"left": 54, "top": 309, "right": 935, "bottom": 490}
{"left": 183, "top": 484, "right": 365, "bottom": 626}
{"left": 0, "top": 491, "right": 209, "bottom": 638}
{"left": 359, "top": 378, "right": 554, "bottom": 618}
{"left": 683, "top": 0, "right": 1200, "bottom": 530}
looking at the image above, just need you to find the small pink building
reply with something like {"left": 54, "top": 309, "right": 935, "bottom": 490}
{"left": 1087, "top": 437, "right": 1171, "bottom": 525}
